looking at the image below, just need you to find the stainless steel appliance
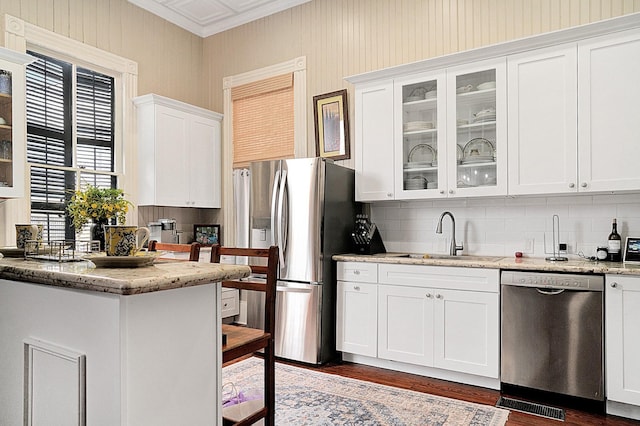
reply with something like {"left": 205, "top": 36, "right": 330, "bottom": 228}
{"left": 501, "top": 271, "right": 604, "bottom": 401}
{"left": 248, "top": 157, "right": 356, "bottom": 364}
{"left": 148, "top": 219, "right": 178, "bottom": 243}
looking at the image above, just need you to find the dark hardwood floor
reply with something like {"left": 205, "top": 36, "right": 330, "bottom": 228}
{"left": 287, "top": 359, "right": 640, "bottom": 426}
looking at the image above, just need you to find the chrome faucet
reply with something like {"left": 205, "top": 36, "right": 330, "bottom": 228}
{"left": 436, "top": 211, "right": 464, "bottom": 256}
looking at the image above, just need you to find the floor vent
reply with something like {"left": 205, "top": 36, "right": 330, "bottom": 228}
{"left": 496, "top": 396, "right": 566, "bottom": 421}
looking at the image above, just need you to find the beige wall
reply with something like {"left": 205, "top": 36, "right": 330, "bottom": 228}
{"left": 0, "top": 0, "right": 206, "bottom": 108}
{"left": 203, "top": 0, "right": 640, "bottom": 168}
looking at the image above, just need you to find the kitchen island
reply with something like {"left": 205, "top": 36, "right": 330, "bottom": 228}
{"left": 0, "top": 257, "right": 251, "bottom": 426}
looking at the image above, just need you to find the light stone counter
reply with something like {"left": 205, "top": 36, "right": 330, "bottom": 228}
{"left": 0, "top": 257, "right": 251, "bottom": 295}
{"left": 333, "top": 253, "right": 640, "bottom": 275}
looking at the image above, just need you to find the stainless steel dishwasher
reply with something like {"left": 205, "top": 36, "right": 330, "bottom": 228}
{"left": 501, "top": 270, "right": 604, "bottom": 401}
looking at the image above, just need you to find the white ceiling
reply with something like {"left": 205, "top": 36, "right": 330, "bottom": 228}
{"left": 128, "top": 0, "right": 311, "bottom": 38}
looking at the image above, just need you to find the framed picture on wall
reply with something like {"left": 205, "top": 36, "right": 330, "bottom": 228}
{"left": 194, "top": 224, "right": 221, "bottom": 246}
{"left": 313, "top": 89, "right": 350, "bottom": 160}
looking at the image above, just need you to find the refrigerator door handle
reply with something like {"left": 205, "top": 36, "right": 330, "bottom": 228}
{"left": 270, "top": 169, "right": 281, "bottom": 248}
{"left": 277, "top": 169, "right": 288, "bottom": 269}
{"left": 276, "top": 285, "right": 312, "bottom": 294}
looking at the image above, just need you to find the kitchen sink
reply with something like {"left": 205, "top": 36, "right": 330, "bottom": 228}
{"left": 396, "top": 253, "right": 502, "bottom": 262}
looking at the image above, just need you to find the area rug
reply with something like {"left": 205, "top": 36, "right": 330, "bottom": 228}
{"left": 222, "top": 357, "right": 510, "bottom": 425}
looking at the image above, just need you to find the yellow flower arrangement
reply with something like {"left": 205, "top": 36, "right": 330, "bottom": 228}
{"left": 67, "top": 185, "right": 131, "bottom": 231}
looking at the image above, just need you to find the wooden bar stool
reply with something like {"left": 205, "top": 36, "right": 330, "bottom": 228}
{"left": 211, "top": 245, "right": 278, "bottom": 426}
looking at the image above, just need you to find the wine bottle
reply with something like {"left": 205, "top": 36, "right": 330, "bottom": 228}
{"left": 608, "top": 218, "right": 622, "bottom": 262}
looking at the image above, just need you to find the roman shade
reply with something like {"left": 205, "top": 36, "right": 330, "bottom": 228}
{"left": 231, "top": 73, "right": 294, "bottom": 169}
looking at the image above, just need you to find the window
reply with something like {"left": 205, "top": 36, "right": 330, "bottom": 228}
{"left": 26, "top": 51, "right": 116, "bottom": 241}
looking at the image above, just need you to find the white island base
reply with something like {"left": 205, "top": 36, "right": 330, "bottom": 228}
{"left": 1, "top": 275, "right": 225, "bottom": 425}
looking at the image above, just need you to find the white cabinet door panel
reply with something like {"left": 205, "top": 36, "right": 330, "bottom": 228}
{"left": 155, "top": 106, "right": 189, "bottom": 206}
{"left": 336, "top": 281, "right": 377, "bottom": 357}
{"left": 578, "top": 29, "right": 640, "bottom": 192}
{"left": 189, "top": 116, "right": 220, "bottom": 208}
{"left": 433, "top": 289, "right": 499, "bottom": 378}
{"left": 378, "top": 284, "right": 433, "bottom": 366}
{"left": 355, "top": 82, "right": 395, "bottom": 201}
{"left": 606, "top": 275, "right": 640, "bottom": 406}
{"left": 507, "top": 44, "right": 578, "bottom": 195}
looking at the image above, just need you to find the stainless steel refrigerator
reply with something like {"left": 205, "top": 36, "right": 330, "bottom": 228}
{"left": 248, "top": 157, "right": 356, "bottom": 364}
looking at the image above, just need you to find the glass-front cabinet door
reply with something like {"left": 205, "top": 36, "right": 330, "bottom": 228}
{"left": 394, "top": 71, "right": 447, "bottom": 199}
{"left": 0, "top": 48, "right": 32, "bottom": 199}
{"left": 446, "top": 59, "right": 507, "bottom": 197}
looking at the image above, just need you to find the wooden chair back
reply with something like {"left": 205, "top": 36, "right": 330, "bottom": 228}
{"left": 210, "top": 245, "right": 278, "bottom": 339}
{"left": 210, "top": 244, "right": 278, "bottom": 426}
{"left": 148, "top": 240, "right": 201, "bottom": 261}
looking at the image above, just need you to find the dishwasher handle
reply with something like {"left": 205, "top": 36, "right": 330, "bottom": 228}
{"left": 536, "top": 288, "right": 565, "bottom": 295}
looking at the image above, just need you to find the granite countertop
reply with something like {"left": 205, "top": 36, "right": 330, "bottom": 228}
{"left": 333, "top": 253, "right": 640, "bottom": 275}
{"left": 0, "top": 257, "right": 251, "bottom": 295}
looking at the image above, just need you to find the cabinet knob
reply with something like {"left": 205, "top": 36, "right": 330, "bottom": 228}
{"left": 611, "top": 282, "right": 618, "bottom": 288}
{"left": 387, "top": 193, "right": 393, "bottom": 198}
{"left": 353, "top": 286, "right": 360, "bottom": 291}
{"left": 439, "top": 190, "right": 445, "bottom": 195}
{"left": 426, "top": 293, "right": 432, "bottom": 298}
{"left": 581, "top": 182, "right": 588, "bottom": 188}
{"left": 568, "top": 183, "right": 575, "bottom": 188}
{"left": 353, "top": 270, "right": 360, "bottom": 275}
{"left": 436, "top": 294, "right": 443, "bottom": 299}
{"left": 448, "top": 189, "right": 454, "bottom": 194}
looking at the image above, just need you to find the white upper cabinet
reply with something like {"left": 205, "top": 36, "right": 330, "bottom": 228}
{"left": 348, "top": 14, "right": 640, "bottom": 200}
{"left": 354, "top": 81, "right": 395, "bottom": 202}
{"left": 135, "top": 94, "right": 223, "bottom": 208}
{"left": 394, "top": 71, "right": 446, "bottom": 199}
{"left": 446, "top": 58, "right": 507, "bottom": 198}
{"left": 361, "top": 59, "right": 507, "bottom": 201}
{"left": 509, "top": 29, "right": 640, "bottom": 195}
{"left": 0, "top": 48, "right": 34, "bottom": 199}
{"left": 507, "top": 44, "right": 578, "bottom": 195}
{"left": 578, "top": 29, "right": 640, "bottom": 193}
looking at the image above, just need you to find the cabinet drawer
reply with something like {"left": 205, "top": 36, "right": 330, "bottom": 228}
{"left": 221, "top": 288, "right": 239, "bottom": 318}
{"left": 378, "top": 263, "right": 499, "bottom": 292}
{"left": 337, "top": 262, "right": 378, "bottom": 283}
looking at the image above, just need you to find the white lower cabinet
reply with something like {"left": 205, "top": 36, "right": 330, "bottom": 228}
{"left": 606, "top": 274, "right": 640, "bottom": 419}
{"left": 433, "top": 288, "right": 499, "bottom": 377}
{"left": 378, "top": 284, "right": 434, "bottom": 365}
{"left": 337, "top": 261, "right": 500, "bottom": 382}
{"left": 336, "top": 280, "right": 377, "bottom": 357}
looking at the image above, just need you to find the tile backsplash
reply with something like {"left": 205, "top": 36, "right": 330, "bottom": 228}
{"left": 370, "top": 193, "right": 640, "bottom": 259}
{"left": 138, "top": 206, "right": 221, "bottom": 244}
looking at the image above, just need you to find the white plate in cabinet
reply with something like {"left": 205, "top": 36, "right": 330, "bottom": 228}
{"left": 336, "top": 281, "right": 377, "bottom": 357}
{"left": 337, "top": 262, "right": 378, "bottom": 283}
